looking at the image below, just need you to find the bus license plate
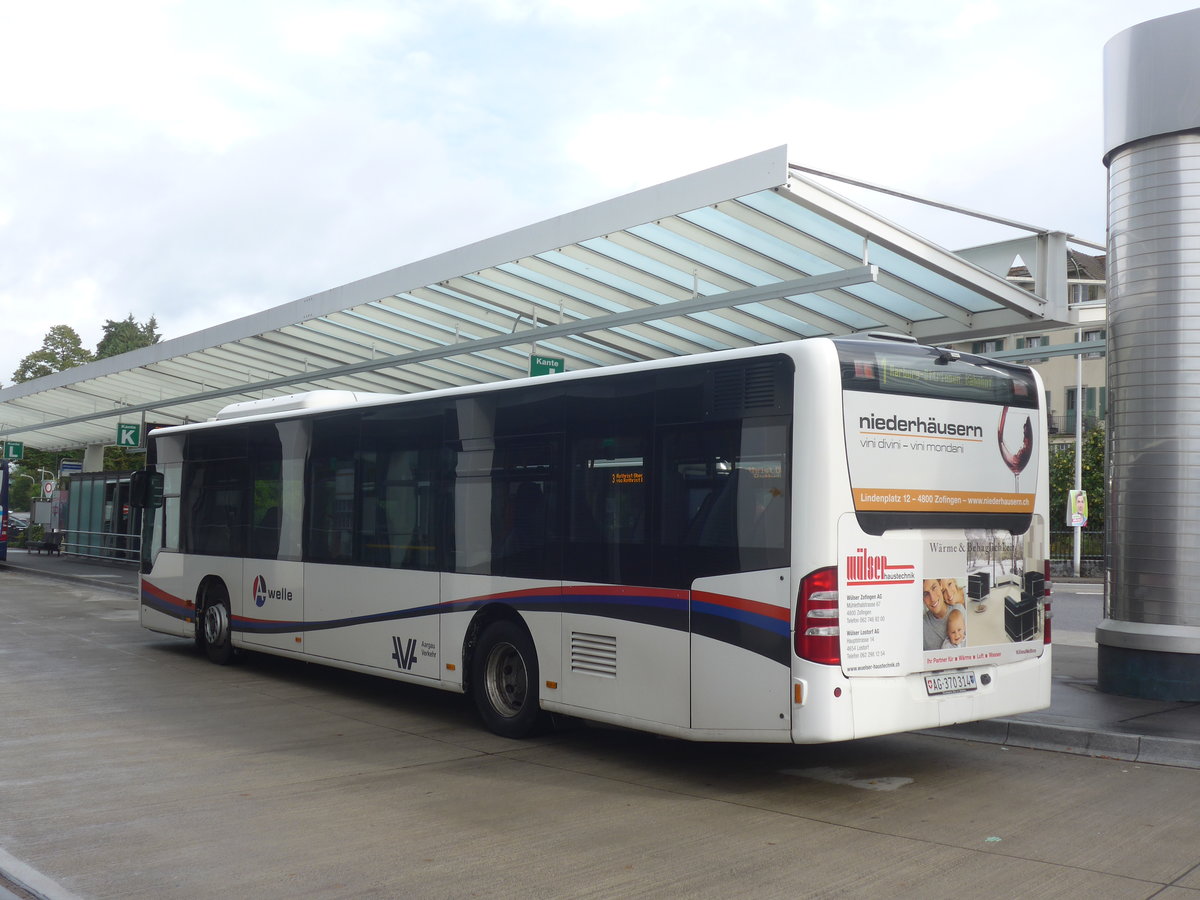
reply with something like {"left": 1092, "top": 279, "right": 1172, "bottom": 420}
{"left": 925, "top": 671, "right": 977, "bottom": 696}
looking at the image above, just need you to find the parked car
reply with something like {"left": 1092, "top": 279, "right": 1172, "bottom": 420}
{"left": 7, "top": 513, "right": 29, "bottom": 544}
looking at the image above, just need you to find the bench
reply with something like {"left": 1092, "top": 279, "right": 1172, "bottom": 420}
{"left": 33, "top": 532, "right": 63, "bottom": 556}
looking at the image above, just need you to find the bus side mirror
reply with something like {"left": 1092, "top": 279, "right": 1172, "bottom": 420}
{"left": 129, "top": 469, "right": 164, "bottom": 509}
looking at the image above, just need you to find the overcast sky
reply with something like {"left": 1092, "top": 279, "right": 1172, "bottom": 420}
{"left": 1, "top": 0, "right": 1196, "bottom": 384}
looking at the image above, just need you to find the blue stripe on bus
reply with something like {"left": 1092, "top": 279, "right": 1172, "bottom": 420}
{"left": 142, "top": 581, "right": 791, "bottom": 664}
{"left": 141, "top": 582, "right": 193, "bottom": 620}
{"left": 233, "top": 589, "right": 693, "bottom": 633}
{"left": 690, "top": 595, "right": 790, "bottom": 636}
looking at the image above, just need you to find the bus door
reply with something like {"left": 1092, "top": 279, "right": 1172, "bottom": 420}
{"left": 237, "top": 422, "right": 306, "bottom": 654}
{"left": 662, "top": 420, "right": 793, "bottom": 733}
{"left": 445, "top": 434, "right": 564, "bottom": 690}
{"left": 691, "top": 570, "right": 791, "bottom": 732}
{"left": 684, "top": 447, "right": 792, "bottom": 734}
{"left": 557, "top": 433, "right": 690, "bottom": 730}
{"left": 302, "top": 428, "right": 442, "bottom": 678}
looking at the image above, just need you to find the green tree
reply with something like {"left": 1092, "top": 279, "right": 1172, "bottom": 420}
{"left": 6, "top": 467, "right": 35, "bottom": 512}
{"left": 104, "top": 445, "right": 146, "bottom": 472}
{"left": 1049, "top": 425, "right": 1105, "bottom": 530}
{"left": 9, "top": 315, "right": 158, "bottom": 474}
{"left": 95, "top": 314, "right": 161, "bottom": 360}
{"left": 12, "top": 325, "right": 95, "bottom": 383}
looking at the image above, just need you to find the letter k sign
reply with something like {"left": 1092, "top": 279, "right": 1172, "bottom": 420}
{"left": 116, "top": 423, "right": 141, "bottom": 448}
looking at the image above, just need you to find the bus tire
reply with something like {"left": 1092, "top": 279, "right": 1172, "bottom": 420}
{"left": 199, "top": 583, "right": 234, "bottom": 665}
{"left": 471, "top": 620, "right": 543, "bottom": 738}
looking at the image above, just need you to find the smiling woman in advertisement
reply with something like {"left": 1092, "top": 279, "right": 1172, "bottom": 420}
{"left": 922, "top": 578, "right": 966, "bottom": 650}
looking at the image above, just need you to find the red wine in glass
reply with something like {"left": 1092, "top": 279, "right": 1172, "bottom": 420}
{"left": 997, "top": 407, "right": 1033, "bottom": 490}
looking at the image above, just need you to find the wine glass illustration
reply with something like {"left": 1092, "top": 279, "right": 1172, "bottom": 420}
{"left": 997, "top": 406, "right": 1033, "bottom": 491}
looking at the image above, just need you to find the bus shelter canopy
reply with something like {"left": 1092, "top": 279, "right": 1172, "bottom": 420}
{"left": 0, "top": 146, "right": 1070, "bottom": 452}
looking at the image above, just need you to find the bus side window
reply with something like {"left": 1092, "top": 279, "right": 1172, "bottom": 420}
{"left": 359, "top": 447, "right": 438, "bottom": 570}
{"left": 182, "top": 462, "right": 247, "bottom": 557}
{"left": 248, "top": 429, "right": 283, "bottom": 561}
{"left": 307, "top": 414, "right": 360, "bottom": 564}
{"left": 252, "top": 502, "right": 281, "bottom": 560}
{"left": 309, "top": 459, "right": 355, "bottom": 563}
{"left": 488, "top": 440, "right": 560, "bottom": 579}
{"left": 658, "top": 421, "right": 789, "bottom": 579}
{"left": 160, "top": 462, "right": 182, "bottom": 552}
{"left": 659, "top": 425, "right": 736, "bottom": 551}
{"left": 357, "top": 410, "right": 442, "bottom": 571}
{"left": 566, "top": 432, "right": 649, "bottom": 585}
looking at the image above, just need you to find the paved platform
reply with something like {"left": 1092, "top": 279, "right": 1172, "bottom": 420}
{"left": 1, "top": 548, "right": 139, "bottom": 593}
{"left": 3, "top": 548, "right": 1199, "bottom": 770}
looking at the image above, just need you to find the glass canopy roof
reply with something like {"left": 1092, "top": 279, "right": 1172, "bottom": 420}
{"left": 0, "top": 146, "right": 1067, "bottom": 451}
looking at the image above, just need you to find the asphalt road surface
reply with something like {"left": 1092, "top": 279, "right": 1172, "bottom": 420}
{"left": 2, "top": 570, "right": 1198, "bottom": 900}
{"left": 1050, "top": 580, "right": 1104, "bottom": 645}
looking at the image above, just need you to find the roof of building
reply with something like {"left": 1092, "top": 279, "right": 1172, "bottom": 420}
{"left": 1009, "top": 248, "right": 1106, "bottom": 282}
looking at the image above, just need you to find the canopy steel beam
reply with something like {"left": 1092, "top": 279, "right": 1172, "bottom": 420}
{"left": 0, "top": 267, "right": 878, "bottom": 438}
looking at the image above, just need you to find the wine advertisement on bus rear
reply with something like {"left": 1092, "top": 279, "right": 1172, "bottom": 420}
{"left": 842, "top": 392, "right": 1038, "bottom": 515}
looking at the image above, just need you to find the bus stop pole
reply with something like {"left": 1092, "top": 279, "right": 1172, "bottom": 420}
{"left": 1073, "top": 334, "right": 1083, "bottom": 577}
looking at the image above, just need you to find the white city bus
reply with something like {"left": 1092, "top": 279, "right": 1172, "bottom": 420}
{"left": 132, "top": 334, "right": 1051, "bottom": 742}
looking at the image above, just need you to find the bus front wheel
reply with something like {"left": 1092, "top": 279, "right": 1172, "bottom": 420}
{"left": 198, "top": 584, "right": 234, "bottom": 665}
{"left": 471, "top": 620, "right": 543, "bottom": 738}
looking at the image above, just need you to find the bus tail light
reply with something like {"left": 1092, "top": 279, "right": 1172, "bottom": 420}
{"left": 796, "top": 566, "right": 840, "bottom": 665}
{"left": 1042, "top": 558, "right": 1052, "bottom": 645}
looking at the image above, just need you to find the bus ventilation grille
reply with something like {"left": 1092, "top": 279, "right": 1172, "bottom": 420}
{"left": 710, "top": 361, "right": 778, "bottom": 415}
{"left": 570, "top": 631, "right": 617, "bottom": 678}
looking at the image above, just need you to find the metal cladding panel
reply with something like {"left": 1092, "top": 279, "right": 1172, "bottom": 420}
{"left": 1103, "top": 8, "right": 1200, "bottom": 162}
{"left": 1107, "top": 133, "right": 1200, "bottom": 628}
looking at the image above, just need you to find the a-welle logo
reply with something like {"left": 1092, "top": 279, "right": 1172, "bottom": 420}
{"left": 251, "top": 575, "right": 294, "bottom": 608}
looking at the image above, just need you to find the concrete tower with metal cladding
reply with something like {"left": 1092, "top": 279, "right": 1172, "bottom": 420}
{"left": 1100, "top": 9, "right": 1200, "bottom": 699}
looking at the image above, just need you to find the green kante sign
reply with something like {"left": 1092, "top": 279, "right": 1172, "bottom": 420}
{"left": 529, "top": 355, "right": 565, "bottom": 377}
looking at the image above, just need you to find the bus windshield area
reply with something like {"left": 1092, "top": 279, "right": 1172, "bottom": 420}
{"left": 836, "top": 340, "right": 1041, "bottom": 536}
{"left": 837, "top": 340, "right": 1039, "bottom": 407}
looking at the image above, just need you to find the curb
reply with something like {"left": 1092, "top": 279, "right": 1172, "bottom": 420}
{"left": 926, "top": 720, "right": 1200, "bottom": 769}
{"left": 0, "top": 846, "right": 83, "bottom": 900}
{"left": 0, "top": 561, "right": 136, "bottom": 596}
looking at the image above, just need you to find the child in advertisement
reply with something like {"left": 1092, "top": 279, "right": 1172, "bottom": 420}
{"left": 921, "top": 578, "right": 966, "bottom": 650}
{"left": 942, "top": 607, "right": 967, "bottom": 649}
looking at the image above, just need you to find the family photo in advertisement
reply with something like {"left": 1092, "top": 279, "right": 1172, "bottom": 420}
{"left": 922, "top": 578, "right": 967, "bottom": 650}
{"left": 921, "top": 529, "right": 1044, "bottom": 654}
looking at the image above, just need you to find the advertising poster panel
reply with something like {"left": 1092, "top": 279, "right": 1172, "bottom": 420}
{"left": 839, "top": 518, "right": 1046, "bottom": 676}
{"left": 838, "top": 392, "right": 1044, "bottom": 678}
{"left": 843, "top": 392, "right": 1037, "bottom": 515}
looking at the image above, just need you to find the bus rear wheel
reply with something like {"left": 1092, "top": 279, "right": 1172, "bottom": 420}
{"left": 198, "top": 583, "right": 234, "bottom": 665}
{"left": 471, "top": 620, "right": 543, "bottom": 738}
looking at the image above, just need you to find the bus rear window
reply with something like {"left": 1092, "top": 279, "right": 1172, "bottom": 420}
{"left": 838, "top": 342, "right": 1038, "bottom": 407}
{"left": 838, "top": 340, "right": 1041, "bottom": 536}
